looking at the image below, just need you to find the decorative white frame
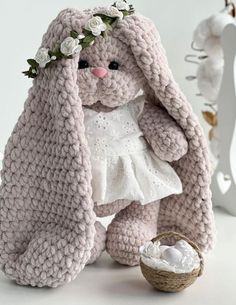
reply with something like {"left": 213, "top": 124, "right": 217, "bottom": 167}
{"left": 212, "top": 23, "right": 236, "bottom": 215}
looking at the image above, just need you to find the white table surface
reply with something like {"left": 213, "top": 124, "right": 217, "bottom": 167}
{"left": 0, "top": 208, "right": 235, "bottom": 305}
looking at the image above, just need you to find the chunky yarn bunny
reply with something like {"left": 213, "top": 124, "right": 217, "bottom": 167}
{"left": 0, "top": 6, "right": 215, "bottom": 287}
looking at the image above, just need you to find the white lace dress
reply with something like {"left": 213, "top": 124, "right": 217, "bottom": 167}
{"left": 83, "top": 96, "right": 182, "bottom": 205}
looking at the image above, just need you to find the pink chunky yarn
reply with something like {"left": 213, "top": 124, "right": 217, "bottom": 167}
{"left": 0, "top": 8, "right": 215, "bottom": 287}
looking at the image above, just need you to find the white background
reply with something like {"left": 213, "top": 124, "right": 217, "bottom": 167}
{"left": 0, "top": 0, "right": 225, "bottom": 153}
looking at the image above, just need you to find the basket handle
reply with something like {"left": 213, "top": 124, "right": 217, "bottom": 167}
{"left": 152, "top": 231, "right": 204, "bottom": 277}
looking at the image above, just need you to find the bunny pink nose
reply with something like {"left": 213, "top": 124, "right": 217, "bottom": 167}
{"left": 92, "top": 67, "right": 108, "bottom": 78}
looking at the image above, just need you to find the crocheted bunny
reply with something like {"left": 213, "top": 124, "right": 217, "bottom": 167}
{"left": 0, "top": 7, "right": 215, "bottom": 287}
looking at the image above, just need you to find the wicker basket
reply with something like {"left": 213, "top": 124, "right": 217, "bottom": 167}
{"left": 140, "top": 231, "right": 204, "bottom": 292}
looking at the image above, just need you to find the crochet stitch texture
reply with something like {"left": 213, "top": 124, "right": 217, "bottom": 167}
{"left": 0, "top": 8, "right": 215, "bottom": 287}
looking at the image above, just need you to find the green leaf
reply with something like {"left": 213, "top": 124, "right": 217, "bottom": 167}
{"left": 94, "top": 14, "right": 115, "bottom": 25}
{"left": 81, "top": 35, "right": 95, "bottom": 48}
{"left": 81, "top": 41, "right": 93, "bottom": 49}
{"left": 101, "top": 16, "right": 113, "bottom": 23}
{"left": 83, "top": 34, "right": 95, "bottom": 44}
{"left": 52, "top": 49, "right": 64, "bottom": 59}
{"left": 48, "top": 50, "right": 54, "bottom": 57}
{"left": 105, "top": 22, "right": 112, "bottom": 32}
{"left": 83, "top": 29, "right": 91, "bottom": 36}
{"left": 93, "top": 13, "right": 105, "bottom": 18}
{"left": 121, "top": 10, "right": 129, "bottom": 17}
{"left": 70, "top": 30, "right": 79, "bottom": 39}
{"left": 129, "top": 5, "right": 135, "bottom": 14}
{"left": 22, "top": 69, "right": 36, "bottom": 78}
{"left": 27, "top": 58, "right": 38, "bottom": 68}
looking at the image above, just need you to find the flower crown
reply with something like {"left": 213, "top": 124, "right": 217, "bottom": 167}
{"left": 23, "top": 1, "right": 134, "bottom": 78}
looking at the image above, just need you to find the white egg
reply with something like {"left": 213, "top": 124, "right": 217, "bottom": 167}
{"left": 175, "top": 240, "right": 194, "bottom": 256}
{"left": 159, "top": 245, "right": 170, "bottom": 253}
{"left": 162, "top": 247, "right": 183, "bottom": 265}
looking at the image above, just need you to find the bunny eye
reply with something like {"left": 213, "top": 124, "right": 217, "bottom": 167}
{"left": 78, "top": 60, "right": 89, "bottom": 69}
{"left": 108, "top": 61, "right": 119, "bottom": 70}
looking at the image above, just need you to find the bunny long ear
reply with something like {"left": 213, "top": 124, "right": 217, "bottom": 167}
{"left": 115, "top": 15, "right": 216, "bottom": 252}
{"left": 0, "top": 9, "right": 95, "bottom": 287}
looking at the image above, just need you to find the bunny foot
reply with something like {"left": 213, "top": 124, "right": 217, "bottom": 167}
{"left": 1, "top": 222, "right": 95, "bottom": 287}
{"left": 106, "top": 201, "right": 159, "bottom": 266}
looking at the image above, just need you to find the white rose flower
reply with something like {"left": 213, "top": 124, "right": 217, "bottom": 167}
{"left": 115, "top": 0, "right": 130, "bottom": 11}
{"left": 35, "top": 48, "right": 51, "bottom": 68}
{"left": 103, "top": 6, "right": 123, "bottom": 19}
{"left": 60, "top": 37, "right": 82, "bottom": 56}
{"left": 85, "top": 16, "right": 107, "bottom": 36}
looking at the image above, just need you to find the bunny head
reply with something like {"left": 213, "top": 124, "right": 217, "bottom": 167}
{"left": 78, "top": 33, "right": 144, "bottom": 107}
{"left": 38, "top": 8, "right": 165, "bottom": 108}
